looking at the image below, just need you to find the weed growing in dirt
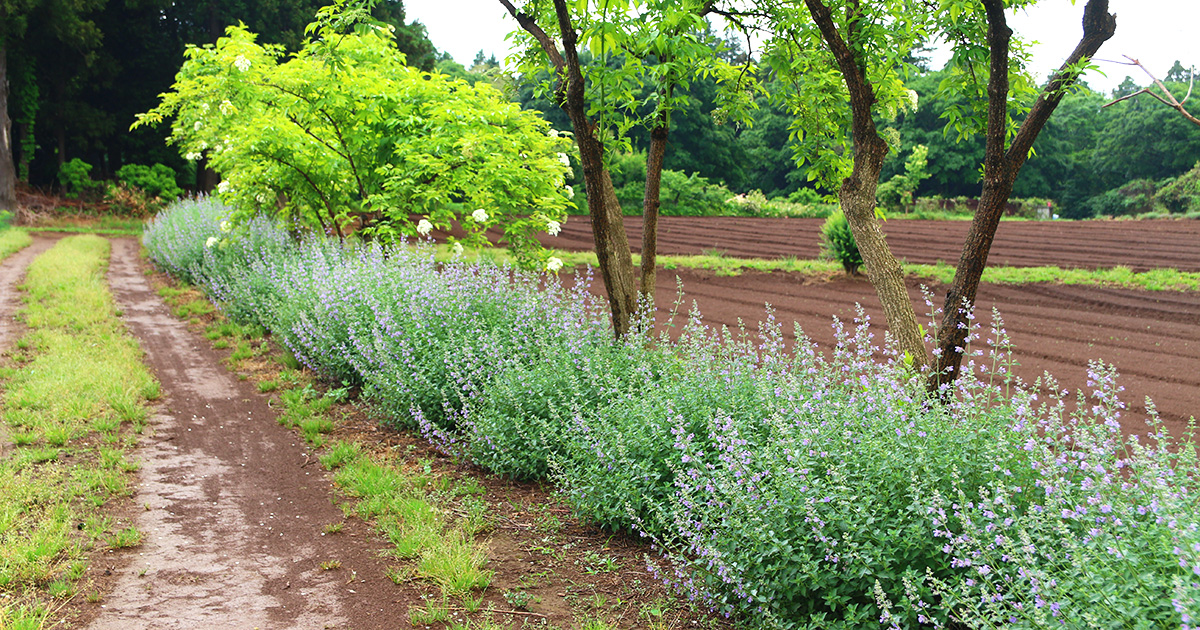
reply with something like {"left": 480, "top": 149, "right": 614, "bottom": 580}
{"left": 144, "top": 198, "right": 1200, "bottom": 629}
{"left": 0, "top": 236, "right": 156, "bottom": 626}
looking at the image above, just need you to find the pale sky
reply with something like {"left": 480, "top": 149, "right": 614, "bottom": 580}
{"left": 406, "top": 0, "right": 1198, "bottom": 95}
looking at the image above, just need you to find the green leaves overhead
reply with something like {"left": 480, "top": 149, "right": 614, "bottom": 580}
{"left": 135, "top": 18, "right": 573, "bottom": 268}
{"left": 510, "top": 0, "right": 759, "bottom": 158}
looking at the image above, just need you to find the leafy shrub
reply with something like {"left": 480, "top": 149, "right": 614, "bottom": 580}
{"left": 135, "top": 20, "right": 570, "bottom": 267}
{"left": 144, "top": 198, "right": 1200, "bottom": 630}
{"left": 141, "top": 196, "right": 229, "bottom": 283}
{"left": 820, "top": 210, "right": 862, "bottom": 274}
{"left": 1155, "top": 162, "right": 1200, "bottom": 214}
{"left": 58, "top": 158, "right": 103, "bottom": 200}
{"left": 104, "top": 184, "right": 162, "bottom": 217}
{"left": 115, "top": 163, "right": 182, "bottom": 200}
{"left": 1087, "top": 179, "right": 1158, "bottom": 218}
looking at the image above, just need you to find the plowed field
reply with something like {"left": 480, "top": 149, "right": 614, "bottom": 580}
{"left": 542, "top": 216, "right": 1200, "bottom": 271}
{"left": 546, "top": 218, "right": 1200, "bottom": 439}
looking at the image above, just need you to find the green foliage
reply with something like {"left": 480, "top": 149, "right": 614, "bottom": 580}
{"left": 115, "top": 163, "right": 181, "bottom": 200}
{"left": 758, "top": 1, "right": 927, "bottom": 192}
{"left": 820, "top": 211, "right": 862, "bottom": 274}
{"left": 136, "top": 17, "right": 571, "bottom": 267}
{"left": 876, "top": 144, "right": 929, "bottom": 213}
{"left": 1155, "top": 162, "right": 1200, "bottom": 214}
{"left": 1086, "top": 179, "right": 1158, "bottom": 218}
{"left": 57, "top": 158, "right": 101, "bottom": 200}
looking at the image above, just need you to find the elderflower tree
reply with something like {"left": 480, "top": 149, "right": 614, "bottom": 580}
{"left": 134, "top": 12, "right": 573, "bottom": 268}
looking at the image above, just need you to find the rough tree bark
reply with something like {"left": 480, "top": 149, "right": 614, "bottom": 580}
{"left": 0, "top": 45, "right": 17, "bottom": 212}
{"left": 803, "top": 0, "right": 930, "bottom": 370}
{"left": 641, "top": 118, "right": 668, "bottom": 300}
{"left": 932, "top": 0, "right": 1116, "bottom": 390}
{"left": 499, "top": 0, "right": 639, "bottom": 337}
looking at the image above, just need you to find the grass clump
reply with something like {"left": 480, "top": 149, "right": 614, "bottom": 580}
{"left": 0, "top": 236, "right": 157, "bottom": 626}
{"left": 0, "top": 228, "right": 32, "bottom": 261}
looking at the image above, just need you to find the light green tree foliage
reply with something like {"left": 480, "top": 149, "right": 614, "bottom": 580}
{"left": 754, "top": 0, "right": 923, "bottom": 191}
{"left": 877, "top": 143, "right": 929, "bottom": 212}
{"left": 510, "top": 0, "right": 754, "bottom": 155}
{"left": 135, "top": 8, "right": 572, "bottom": 267}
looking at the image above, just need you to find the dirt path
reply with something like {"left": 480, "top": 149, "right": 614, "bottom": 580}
{"left": 86, "top": 237, "right": 410, "bottom": 629}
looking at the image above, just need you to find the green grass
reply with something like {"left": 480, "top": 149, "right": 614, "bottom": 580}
{"left": 24, "top": 216, "right": 144, "bottom": 236}
{"left": 0, "top": 236, "right": 157, "bottom": 627}
{"left": 907, "top": 262, "right": 1200, "bottom": 291}
{"left": 322, "top": 441, "right": 493, "bottom": 598}
{"left": 0, "top": 229, "right": 33, "bottom": 261}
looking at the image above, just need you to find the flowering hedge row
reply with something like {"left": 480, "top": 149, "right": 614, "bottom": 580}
{"left": 144, "top": 197, "right": 1199, "bottom": 629}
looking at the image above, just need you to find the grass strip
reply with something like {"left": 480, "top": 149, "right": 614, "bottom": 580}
{"left": 0, "top": 235, "right": 158, "bottom": 626}
{"left": 908, "top": 261, "right": 1200, "bottom": 291}
{"left": 25, "top": 216, "right": 145, "bottom": 237}
{"left": 0, "top": 229, "right": 33, "bottom": 261}
{"left": 431, "top": 244, "right": 1200, "bottom": 291}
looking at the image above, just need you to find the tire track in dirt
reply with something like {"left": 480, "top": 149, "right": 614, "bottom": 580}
{"left": 88, "top": 237, "right": 410, "bottom": 630}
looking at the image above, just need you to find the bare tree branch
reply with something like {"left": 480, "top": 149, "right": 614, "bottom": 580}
{"left": 1103, "top": 55, "right": 1200, "bottom": 127}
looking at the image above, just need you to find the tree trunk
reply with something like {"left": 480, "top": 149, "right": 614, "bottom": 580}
{"left": 804, "top": 0, "right": 929, "bottom": 369}
{"left": 500, "top": 0, "right": 639, "bottom": 337}
{"left": 640, "top": 121, "right": 668, "bottom": 301}
{"left": 932, "top": 0, "right": 1116, "bottom": 389}
{"left": 0, "top": 45, "right": 17, "bottom": 212}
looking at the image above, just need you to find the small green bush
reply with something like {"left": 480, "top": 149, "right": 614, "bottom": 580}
{"left": 115, "top": 163, "right": 182, "bottom": 200}
{"left": 1154, "top": 162, "right": 1200, "bottom": 214}
{"left": 59, "top": 158, "right": 103, "bottom": 200}
{"left": 820, "top": 210, "right": 862, "bottom": 274}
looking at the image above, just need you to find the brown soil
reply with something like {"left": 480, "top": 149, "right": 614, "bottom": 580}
{"left": 541, "top": 216, "right": 1200, "bottom": 272}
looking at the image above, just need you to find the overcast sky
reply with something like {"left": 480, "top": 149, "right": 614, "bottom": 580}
{"left": 405, "top": 0, "right": 1197, "bottom": 96}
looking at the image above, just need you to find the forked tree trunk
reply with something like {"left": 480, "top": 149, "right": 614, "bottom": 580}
{"left": 804, "top": 0, "right": 929, "bottom": 369}
{"left": 932, "top": 0, "right": 1116, "bottom": 389}
{"left": 0, "top": 46, "right": 17, "bottom": 212}
{"left": 500, "top": 0, "right": 639, "bottom": 337}
{"left": 640, "top": 122, "right": 668, "bottom": 300}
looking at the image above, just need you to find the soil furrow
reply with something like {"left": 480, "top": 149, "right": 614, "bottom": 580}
{"left": 542, "top": 216, "right": 1200, "bottom": 271}
{"left": 87, "top": 237, "right": 410, "bottom": 630}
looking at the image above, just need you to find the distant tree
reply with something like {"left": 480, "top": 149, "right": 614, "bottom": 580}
{"left": 0, "top": 0, "right": 106, "bottom": 207}
{"left": 1113, "top": 75, "right": 1139, "bottom": 98}
{"left": 1165, "top": 59, "right": 1193, "bottom": 83}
